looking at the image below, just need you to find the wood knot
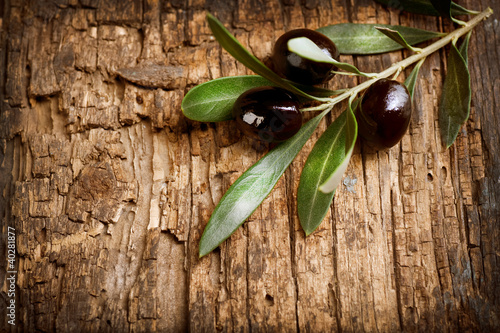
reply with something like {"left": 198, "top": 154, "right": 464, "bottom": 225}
{"left": 77, "top": 164, "right": 115, "bottom": 200}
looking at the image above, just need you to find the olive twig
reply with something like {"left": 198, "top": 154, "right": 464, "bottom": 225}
{"left": 300, "top": 103, "right": 335, "bottom": 112}
{"left": 330, "top": 71, "right": 376, "bottom": 77}
{"left": 300, "top": 7, "right": 493, "bottom": 112}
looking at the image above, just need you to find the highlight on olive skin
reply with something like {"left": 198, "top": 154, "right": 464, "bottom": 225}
{"left": 355, "top": 78, "right": 412, "bottom": 149}
{"left": 232, "top": 86, "right": 303, "bottom": 143}
{"left": 271, "top": 29, "right": 340, "bottom": 85}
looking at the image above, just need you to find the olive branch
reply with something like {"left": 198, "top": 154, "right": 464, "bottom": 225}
{"left": 181, "top": 6, "right": 493, "bottom": 257}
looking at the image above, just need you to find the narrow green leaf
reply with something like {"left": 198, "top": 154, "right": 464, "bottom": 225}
{"left": 287, "top": 37, "right": 376, "bottom": 77}
{"left": 287, "top": 37, "right": 337, "bottom": 63}
{"left": 458, "top": 31, "right": 472, "bottom": 65}
{"left": 375, "top": 26, "right": 421, "bottom": 52}
{"left": 319, "top": 97, "right": 358, "bottom": 193}
{"left": 297, "top": 110, "right": 347, "bottom": 235}
{"left": 199, "top": 109, "right": 328, "bottom": 257}
{"left": 430, "top": 0, "right": 452, "bottom": 19}
{"left": 438, "top": 43, "right": 471, "bottom": 148}
{"left": 450, "top": 2, "right": 480, "bottom": 16}
{"left": 181, "top": 75, "right": 341, "bottom": 122}
{"left": 430, "top": 0, "right": 466, "bottom": 25}
{"left": 206, "top": 13, "right": 328, "bottom": 102}
{"left": 296, "top": 98, "right": 358, "bottom": 235}
{"left": 404, "top": 57, "right": 425, "bottom": 100}
{"left": 374, "top": 0, "right": 478, "bottom": 16}
{"left": 182, "top": 75, "right": 273, "bottom": 122}
{"left": 317, "top": 23, "right": 444, "bottom": 55}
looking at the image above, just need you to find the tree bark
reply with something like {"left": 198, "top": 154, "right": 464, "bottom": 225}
{"left": 1, "top": 0, "right": 499, "bottom": 332}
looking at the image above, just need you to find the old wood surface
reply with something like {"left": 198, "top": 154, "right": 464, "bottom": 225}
{"left": 1, "top": 0, "right": 499, "bottom": 331}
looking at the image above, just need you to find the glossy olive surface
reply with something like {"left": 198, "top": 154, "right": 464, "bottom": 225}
{"left": 232, "top": 87, "right": 302, "bottom": 143}
{"left": 271, "top": 29, "right": 340, "bottom": 85}
{"left": 356, "top": 79, "right": 412, "bottom": 149}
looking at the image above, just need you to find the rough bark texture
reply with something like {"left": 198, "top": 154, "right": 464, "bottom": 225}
{"left": 1, "top": 0, "right": 499, "bottom": 332}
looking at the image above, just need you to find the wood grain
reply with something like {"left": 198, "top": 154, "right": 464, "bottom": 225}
{"left": 0, "top": 0, "right": 499, "bottom": 331}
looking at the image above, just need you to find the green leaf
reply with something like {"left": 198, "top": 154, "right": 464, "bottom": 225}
{"left": 206, "top": 13, "right": 328, "bottom": 102}
{"left": 430, "top": 0, "right": 465, "bottom": 25}
{"left": 404, "top": 57, "right": 425, "bottom": 100}
{"left": 319, "top": 97, "right": 358, "bottom": 193}
{"left": 199, "top": 109, "right": 328, "bottom": 257}
{"left": 449, "top": 2, "right": 480, "bottom": 15}
{"left": 375, "top": 26, "right": 421, "bottom": 52}
{"left": 458, "top": 31, "right": 472, "bottom": 65}
{"left": 373, "top": 0, "right": 478, "bottom": 17}
{"left": 182, "top": 75, "right": 273, "bottom": 122}
{"left": 297, "top": 111, "right": 346, "bottom": 235}
{"left": 438, "top": 42, "right": 471, "bottom": 148}
{"left": 317, "top": 23, "right": 444, "bottom": 55}
{"left": 181, "top": 75, "right": 342, "bottom": 122}
{"left": 287, "top": 37, "right": 376, "bottom": 77}
{"left": 430, "top": 0, "right": 452, "bottom": 19}
{"left": 297, "top": 99, "right": 357, "bottom": 236}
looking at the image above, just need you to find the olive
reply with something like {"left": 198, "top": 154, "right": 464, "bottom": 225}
{"left": 232, "top": 86, "right": 302, "bottom": 143}
{"left": 270, "top": 29, "right": 339, "bottom": 85}
{"left": 356, "top": 79, "right": 412, "bottom": 149}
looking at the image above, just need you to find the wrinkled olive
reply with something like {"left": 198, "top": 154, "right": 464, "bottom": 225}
{"left": 270, "top": 29, "right": 340, "bottom": 85}
{"left": 232, "top": 86, "right": 302, "bottom": 143}
{"left": 356, "top": 79, "right": 412, "bottom": 149}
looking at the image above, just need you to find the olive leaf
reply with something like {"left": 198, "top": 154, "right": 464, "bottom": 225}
{"left": 404, "top": 57, "right": 426, "bottom": 100}
{"left": 319, "top": 96, "right": 358, "bottom": 193}
{"left": 317, "top": 23, "right": 444, "bottom": 55}
{"left": 297, "top": 98, "right": 358, "bottom": 236}
{"left": 287, "top": 37, "right": 376, "bottom": 77}
{"left": 430, "top": 0, "right": 465, "bottom": 25}
{"left": 297, "top": 111, "right": 344, "bottom": 235}
{"left": 182, "top": 76, "right": 274, "bottom": 122}
{"left": 458, "top": 31, "right": 472, "bottom": 65}
{"left": 373, "top": 0, "right": 478, "bottom": 17}
{"left": 375, "top": 26, "right": 422, "bottom": 52}
{"left": 430, "top": 0, "right": 452, "bottom": 19}
{"left": 181, "top": 75, "right": 341, "bottom": 122}
{"left": 206, "top": 13, "right": 329, "bottom": 102}
{"left": 199, "top": 109, "right": 329, "bottom": 257}
{"left": 438, "top": 41, "right": 471, "bottom": 148}
{"left": 450, "top": 2, "right": 479, "bottom": 15}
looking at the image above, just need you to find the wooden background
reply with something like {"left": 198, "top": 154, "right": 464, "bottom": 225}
{"left": 1, "top": 0, "right": 499, "bottom": 331}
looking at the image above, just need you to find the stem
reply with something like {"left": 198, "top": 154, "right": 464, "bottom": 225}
{"left": 302, "top": 7, "right": 493, "bottom": 111}
{"left": 330, "top": 71, "right": 368, "bottom": 76}
{"left": 301, "top": 103, "right": 336, "bottom": 112}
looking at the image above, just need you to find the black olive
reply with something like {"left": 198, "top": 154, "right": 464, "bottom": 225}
{"left": 356, "top": 78, "right": 412, "bottom": 149}
{"left": 232, "top": 86, "right": 302, "bottom": 143}
{"left": 271, "top": 29, "right": 339, "bottom": 85}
